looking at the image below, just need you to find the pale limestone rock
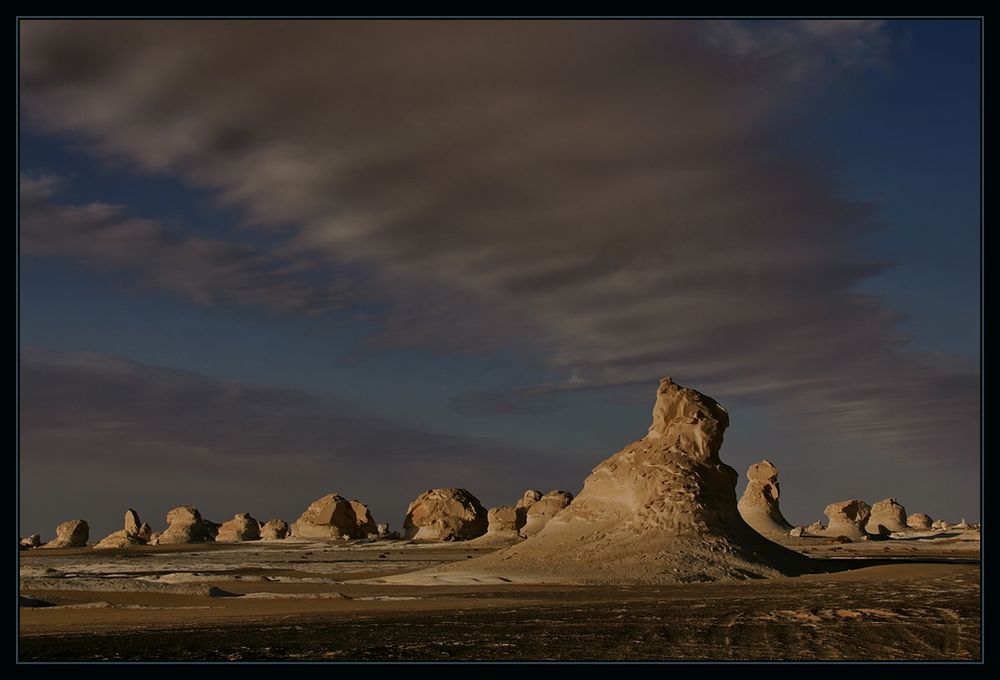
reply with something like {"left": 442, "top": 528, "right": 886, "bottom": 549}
{"left": 291, "top": 493, "right": 376, "bottom": 540}
{"left": 403, "top": 488, "right": 487, "bottom": 541}
{"left": 823, "top": 500, "right": 871, "bottom": 542}
{"left": 40, "top": 519, "right": 89, "bottom": 548}
{"left": 521, "top": 490, "right": 573, "bottom": 537}
{"left": 807, "top": 521, "right": 825, "bottom": 534}
{"left": 19, "top": 534, "right": 41, "bottom": 549}
{"left": 95, "top": 508, "right": 152, "bottom": 549}
{"left": 156, "top": 506, "right": 214, "bottom": 544}
{"left": 259, "top": 519, "right": 289, "bottom": 541}
{"left": 516, "top": 490, "right": 543, "bottom": 509}
{"left": 865, "top": 498, "right": 908, "bottom": 535}
{"left": 216, "top": 513, "right": 261, "bottom": 542}
{"left": 124, "top": 508, "right": 142, "bottom": 538}
{"left": 906, "top": 513, "right": 932, "bottom": 530}
{"left": 441, "top": 377, "right": 809, "bottom": 583}
{"left": 789, "top": 527, "right": 805, "bottom": 538}
{"left": 737, "top": 460, "right": 793, "bottom": 538}
{"left": 931, "top": 519, "right": 950, "bottom": 531}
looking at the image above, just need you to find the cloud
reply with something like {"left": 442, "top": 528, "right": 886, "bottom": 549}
{"left": 19, "top": 173, "right": 350, "bottom": 314}
{"left": 18, "top": 20, "right": 979, "bottom": 464}
{"left": 18, "top": 348, "right": 575, "bottom": 539}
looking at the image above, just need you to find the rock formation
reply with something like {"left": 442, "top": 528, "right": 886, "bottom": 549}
{"left": 40, "top": 519, "right": 89, "bottom": 548}
{"left": 823, "top": 500, "right": 871, "bottom": 542}
{"left": 479, "top": 505, "right": 524, "bottom": 542}
{"left": 865, "top": 498, "right": 908, "bottom": 535}
{"left": 516, "top": 490, "right": 543, "bottom": 509}
{"left": 520, "top": 490, "right": 574, "bottom": 537}
{"left": 737, "top": 460, "right": 793, "bottom": 538}
{"left": 94, "top": 509, "right": 154, "bottom": 549}
{"left": 906, "top": 513, "right": 933, "bottom": 530}
{"left": 402, "top": 488, "right": 488, "bottom": 541}
{"left": 435, "top": 377, "right": 810, "bottom": 583}
{"left": 931, "top": 519, "right": 950, "bottom": 530}
{"left": 216, "top": 513, "right": 261, "bottom": 542}
{"left": 155, "top": 506, "right": 215, "bottom": 544}
{"left": 19, "top": 534, "right": 41, "bottom": 550}
{"left": 292, "top": 494, "right": 376, "bottom": 540}
{"left": 259, "top": 519, "right": 289, "bottom": 540}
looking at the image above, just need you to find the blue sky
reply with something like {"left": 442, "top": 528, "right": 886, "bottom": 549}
{"left": 19, "top": 20, "right": 980, "bottom": 538}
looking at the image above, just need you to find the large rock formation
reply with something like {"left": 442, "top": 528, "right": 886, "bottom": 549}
{"left": 866, "top": 498, "right": 908, "bottom": 536}
{"left": 216, "top": 513, "right": 261, "bottom": 542}
{"left": 435, "top": 377, "right": 810, "bottom": 583}
{"left": 476, "top": 505, "right": 525, "bottom": 543}
{"left": 823, "top": 500, "right": 871, "bottom": 542}
{"left": 259, "top": 519, "right": 290, "bottom": 541}
{"left": 402, "top": 488, "right": 488, "bottom": 541}
{"left": 292, "top": 494, "right": 376, "bottom": 540}
{"left": 94, "top": 509, "right": 153, "bottom": 549}
{"left": 40, "top": 519, "right": 89, "bottom": 548}
{"left": 737, "top": 460, "right": 793, "bottom": 538}
{"left": 907, "top": 513, "right": 933, "bottom": 530}
{"left": 520, "top": 490, "right": 574, "bottom": 537}
{"left": 155, "top": 506, "right": 214, "bottom": 544}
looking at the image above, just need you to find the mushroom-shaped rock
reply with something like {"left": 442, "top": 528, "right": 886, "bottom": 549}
{"left": 259, "top": 519, "right": 289, "bottom": 541}
{"left": 515, "top": 490, "right": 543, "bottom": 509}
{"left": 156, "top": 506, "right": 214, "bottom": 544}
{"left": 40, "top": 520, "right": 89, "bottom": 548}
{"left": 19, "top": 534, "right": 41, "bottom": 550}
{"left": 292, "top": 494, "right": 376, "bottom": 540}
{"left": 403, "top": 488, "right": 488, "bottom": 541}
{"left": 521, "top": 490, "right": 574, "bottom": 537}
{"left": 216, "top": 513, "right": 261, "bottom": 542}
{"left": 737, "top": 460, "right": 793, "bottom": 538}
{"left": 823, "top": 500, "right": 871, "bottom": 542}
{"left": 432, "top": 377, "right": 811, "bottom": 583}
{"left": 865, "top": 498, "right": 908, "bottom": 535}
{"left": 906, "top": 513, "right": 933, "bottom": 530}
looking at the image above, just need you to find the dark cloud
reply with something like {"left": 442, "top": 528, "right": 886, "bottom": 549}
{"left": 20, "top": 174, "right": 349, "bottom": 314}
{"left": 18, "top": 21, "right": 978, "bottom": 467}
{"left": 19, "top": 349, "right": 578, "bottom": 539}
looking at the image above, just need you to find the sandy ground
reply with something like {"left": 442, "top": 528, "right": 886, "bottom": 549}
{"left": 18, "top": 534, "right": 981, "bottom": 661}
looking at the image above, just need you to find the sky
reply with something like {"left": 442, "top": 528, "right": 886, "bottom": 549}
{"left": 18, "top": 19, "right": 981, "bottom": 540}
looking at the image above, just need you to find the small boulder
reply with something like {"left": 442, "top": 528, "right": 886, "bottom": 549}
{"left": 906, "top": 512, "right": 933, "bottom": 530}
{"left": 19, "top": 534, "right": 41, "bottom": 550}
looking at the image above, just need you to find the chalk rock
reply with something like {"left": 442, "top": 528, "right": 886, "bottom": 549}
{"left": 823, "top": 500, "right": 871, "bottom": 542}
{"left": 789, "top": 527, "right": 805, "bottom": 538}
{"left": 521, "top": 490, "right": 574, "bottom": 537}
{"left": 40, "top": 519, "right": 89, "bottom": 548}
{"left": 19, "top": 534, "right": 41, "bottom": 549}
{"left": 259, "top": 519, "right": 289, "bottom": 540}
{"left": 216, "top": 513, "right": 261, "bottom": 542}
{"left": 516, "top": 490, "right": 543, "bottom": 509}
{"left": 865, "top": 498, "right": 908, "bottom": 536}
{"left": 737, "top": 460, "right": 793, "bottom": 538}
{"left": 931, "top": 519, "right": 950, "bottom": 531}
{"left": 156, "top": 506, "right": 214, "bottom": 544}
{"left": 292, "top": 493, "right": 376, "bottom": 540}
{"left": 403, "top": 488, "right": 488, "bottom": 541}
{"left": 438, "top": 377, "right": 810, "bottom": 583}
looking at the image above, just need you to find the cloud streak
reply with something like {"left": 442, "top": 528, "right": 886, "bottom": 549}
{"left": 19, "top": 20, "right": 978, "bottom": 465}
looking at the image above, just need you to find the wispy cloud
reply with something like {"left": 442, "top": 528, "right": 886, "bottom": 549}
{"left": 19, "top": 20, "right": 978, "bottom": 464}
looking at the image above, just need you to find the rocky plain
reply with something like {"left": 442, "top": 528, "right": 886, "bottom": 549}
{"left": 18, "top": 378, "right": 980, "bottom": 661}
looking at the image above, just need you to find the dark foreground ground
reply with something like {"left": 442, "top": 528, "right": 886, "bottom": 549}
{"left": 20, "top": 562, "right": 980, "bottom": 661}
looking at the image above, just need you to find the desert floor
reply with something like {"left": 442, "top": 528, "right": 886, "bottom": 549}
{"left": 19, "top": 534, "right": 980, "bottom": 661}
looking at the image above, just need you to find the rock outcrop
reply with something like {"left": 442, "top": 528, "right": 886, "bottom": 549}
{"left": 516, "top": 490, "right": 543, "bottom": 509}
{"left": 259, "top": 519, "right": 290, "bottom": 541}
{"left": 19, "top": 534, "right": 41, "bottom": 550}
{"left": 435, "top": 377, "right": 810, "bottom": 583}
{"left": 216, "top": 513, "right": 261, "bottom": 542}
{"left": 479, "top": 505, "right": 524, "bottom": 542}
{"left": 94, "top": 509, "right": 153, "bottom": 549}
{"left": 402, "top": 488, "right": 488, "bottom": 541}
{"left": 737, "top": 460, "right": 793, "bottom": 538}
{"left": 155, "top": 506, "right": 214, "bottom": 544}
{"left": 823, "top": 500, "right": 871, "bottom": 542}
{"left": 906, "top": 513, "right": 933, "bottom": 530}
{"left": 291, "top": 494, "right": 376, "bottom": 540}
{"left": 520, "top": 490, "right": 574, "bottom": 537}
{"left": 866, "top": 498, "right": 908, "bottom": 536}
{"left": 40, "top": 519, "right": 89, "bottom": 548}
